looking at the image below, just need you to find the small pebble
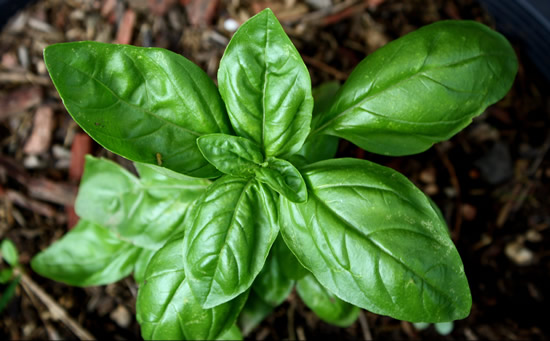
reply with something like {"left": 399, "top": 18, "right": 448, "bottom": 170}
{"left": 224, "top": 18, "right": 239, "bottom": 32}
{"left": 110, "top": 305, "right": 132, "bottom": 328}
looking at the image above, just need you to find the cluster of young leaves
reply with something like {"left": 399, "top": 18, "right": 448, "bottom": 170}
{"left": 0, "top": 239, "right": 21, "bottom": 312}
{"left": 33, "top": 8, "right": 517, "bottom": 340}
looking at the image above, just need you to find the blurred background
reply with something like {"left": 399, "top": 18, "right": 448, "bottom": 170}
{"left": 0, "top": 0, "right": 549, "bottom": 339}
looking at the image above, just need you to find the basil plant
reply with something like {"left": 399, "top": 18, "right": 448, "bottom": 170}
{"left": 32, "top": 9, "right": 517, "bottom": 340}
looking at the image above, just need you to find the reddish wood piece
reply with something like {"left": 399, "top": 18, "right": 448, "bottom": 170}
{"left": 115, "top": 9, "right": 137, "bottom": 45}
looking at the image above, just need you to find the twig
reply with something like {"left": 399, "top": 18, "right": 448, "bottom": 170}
{"left": 301, "top": 55, "right": 349, "bottom": 80}
{"left": 287, "top": 297, "right": 297, "bottom": 341}
{"left": 19, "top": 272, "right": 95, "bottom": 340}
{"left": 358, "top": 310, "right": 373, "bottom": 340}
{"left": 0, "top": 72, "right": 51, "bottom": 86}
{"left": 436, "top": 145, "right": 463, "bottom": 241}
{"left": 298, "top": 0, "right": 362, "bottom": 25}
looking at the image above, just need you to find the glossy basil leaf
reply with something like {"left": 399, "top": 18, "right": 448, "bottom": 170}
{"left": 297, "top": 272, "right": 360, "bottom": 327}
{"left": 312, "top": 21, "right": 517, "bottom": 156}
{"left": 279, "top": 158, "right": 471, "bottom": 322}
{"left": 218, "top": 8, "right": 313, "bottom": 158}
{"left": 217, "top": 324, "right": 243, "bottom": 340}
{"left": 183, "top": 176, "right": 279, "bottom": 309}
{"left": 1, "top": 239, "right": 18, "bottom": 266}
{"left": 291, "top": 82, "right": 341, "bottom": 168}
{"left": 252, "top": 236, "right": 294, "bottom": 306}
{"left": 133, "top": 249, "right": 156, "bottom": 284}
{"left": 197, "top": 134, "right": 264, "bottom": 177}
{"left": 276, "top": 236, "right": 308, "bottom": 281}
{"left": 255, "top": 158, "right": 307, "bottom": 203}
{"left": 31, "top": 220, "right": 142, "bottom": 286}
{"left": 76, "top": 155, "right": 208, "bottom": 249}
{"left": 197, "top": 134, "right": 307, "bottom": 203}
{"left": 238, "top": 291, "right": 274, "bottom": 336}
{"left": 137, "top": 237, "right": 247, "bottom": 340}
{"left": 44, "top": 41, "right": 231, "bottom": 178}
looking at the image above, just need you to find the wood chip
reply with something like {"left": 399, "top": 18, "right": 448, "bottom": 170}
{"left": 115, "top": 9, "right": 137, "bottom": 45}
{"left": 148, "top": 0, "right": 177, "bottom": 16}
{"left": 186, "top": 0, "right": 219, "bottom": 27}
{"left": 69, "top": 133, "right": 92, "bottom": 181}
{"left": 27, "top": 178, "right": 77, "bottom": 206}
{"left": 0, "top": 86, "right": 43, "bottom": 120}
{"left": 23, "top": 106, "right": 55, "bottom": 155}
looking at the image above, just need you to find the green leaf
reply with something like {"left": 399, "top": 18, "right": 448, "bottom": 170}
{"left": 0, "top": 275, "right": 20, "bottom": 313}
{"left": 218, "top": 8, "right": 313, "bottom": 158}
{"left": 291, "top": 82, "right": 341, "bottom": 167}
{"left": 277, "top": 236, "right": 308, "bottom": 281}
{"left": 238, "top": 291, "right": 273, "bottom": 336}
{"left": 76, "top": 155, "right": 208, "bottom": 249}
{"left": 31, "top": 220, "right": 141, "bottom": 286}
{"left": 133, "top": 249, "right": 156, "bottom": 284}
{"left": 1, "top": 239, "right": 18, "bottom": 266}
{"left": 0, "top": 268, "right": 13, "bottom": 284}
{"left": 255, "top": 158, "right": 307, "bottom": 203}
{"left": 183, "top": 176, "right": 279, "bottom": 309}
{"left": 137, "top": 237, "right": 247, "bottom": 340}
{"left": 252, "top": 236, "right": 294, "bottom": 306}
{"left": 197, "top": 134, "right": 264, "bottom": 177}
{"left": 279, "top": 158, "right": 471, "bottom": 322}
{"left": 297, "top": 272, "right": 360, "bottom": 327}
{"left": 312, "top": 21, "right": 517, "bottom": 156}
{"left": 217, "top": 324, "right": 243, "bottom": 340}
{"left": 44, "top": 41, "right": 231, "bottom": 178}
{"left": 198, "top": 134, "right": 307, "bottom": 203}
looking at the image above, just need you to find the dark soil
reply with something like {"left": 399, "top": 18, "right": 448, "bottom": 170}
{"left": 1, "top": 0, "right": 548, "bottom": 340}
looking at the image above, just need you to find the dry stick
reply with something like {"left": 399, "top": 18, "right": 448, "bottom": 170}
{"left": 298, "top": 0, "right": 362, "bottom": 25}
{"left": 20, "top": 276, "right": 61, "bottom": 340}
{"left": 358, "top": 310, "right": 373, "bottom": 340}
{"left": 301, "top": 55, "right": 349, "bottom": 81}
{"left": 19, "top": 272, "right": 95, "bottom": 340}
{"left": 287, "top": 296, "right": 297, "bottom": 341}
{"left": 0, "top": 72, "right": 51, "bottom": 86}
{"left": 435, "top": 145, "right": 463, "bottom": 241}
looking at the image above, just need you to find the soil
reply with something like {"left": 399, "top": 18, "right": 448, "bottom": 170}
{"left": 0, "top": 0, "right": 549, "bottom": 340}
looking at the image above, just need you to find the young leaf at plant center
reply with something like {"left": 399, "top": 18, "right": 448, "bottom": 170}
{"left": 218, "top": 8, "right": 313, "bottom": 158}
{"left": 31, "top": 220, "right": 147, "bottom": 286}
{"left": 76, "top": 155, "right": 208, "bottom": 249}
{"left": 137, "top": 237, "right": 247, "bottom": 340}
{"left": 197, "top": 134, "right": 264, "bottom": 177}
{"left": 44, "top": 42, "right": 232, "bottom": 178}
{"left": 252, "top": 236, "right": 294, "bottom": 306}
{"left": 312, "top": 21, "right": 517, "bottom": 156}
{"left": 291, "top": 82, "right": 341, "bottom": 168}
{"left": 279, "top": 158, "right": 471, "bottom": 322}
{"left": 255, "top": 158, "right": 307, "bottom": 203}
{"left": 197, "top": 134, "right": 307, "bottom": 203}
{"left": 238, "top": 291, "right": 274, "bottom": 336}
{"left": 1, "top": 239, "right": 18, "bottom": 266}
{"left": 183, "top": 176, "right": 279, "bottom": 309}
{"left": 296, "top": 272, "right": 360, "bottom": 327}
